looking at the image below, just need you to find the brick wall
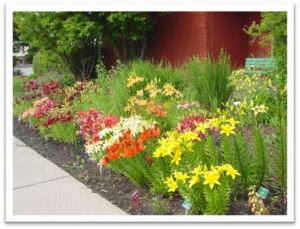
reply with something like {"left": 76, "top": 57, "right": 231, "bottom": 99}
{"left": 206, "top": 12, "right": 250, "bottom": 66}
{"left": 145, "top": 12, "right": 208, "bottom": 67}
{"left": 102, "top": 12, "right": 269, "bottom": 68}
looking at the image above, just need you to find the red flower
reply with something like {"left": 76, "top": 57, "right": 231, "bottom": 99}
{"left": 41, "top": 80, "right": 63, "bottom": 96}
{"left": 145, "top": 155, "right": 153, "bottom": 164}
{"left": 136, "top": 140, "right": 145, "bottom": 152}
{"left": 151, "top": 125, "right": 161, "bottom": 137}
{"left": 34, "top": 100, "right": 55, "bottom": 118}
{"left": 107, "top": 143, "right": 120, "bottom": 153}
{"left": 43, "top": 112, "right": 73, "bottom": 128}
{"left": 122, "top": 147, "right": 138, "bottom": 157}
{"left": 76, "top": 109, "right": 119, "bottom": 143}
{"left": 140, "top": 126, "right": 161, "bottom": 142}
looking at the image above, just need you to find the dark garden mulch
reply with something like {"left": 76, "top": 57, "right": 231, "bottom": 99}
{"left": 13, "top": 117, "right": 185, "bottom": 215}
{"left": 14, "top": 117, "right": 286, "bottom": 215}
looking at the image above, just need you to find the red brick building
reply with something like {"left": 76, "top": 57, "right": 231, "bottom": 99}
{"left": 103, "top": 12, "right": 269, "bottom": 68}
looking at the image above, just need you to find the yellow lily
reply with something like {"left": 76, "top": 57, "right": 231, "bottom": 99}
{"left": 220, "top": 124, "right": 236, "bottom": 137}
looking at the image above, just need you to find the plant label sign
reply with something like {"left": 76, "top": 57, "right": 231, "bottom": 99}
{"left": 182, "top": 200, "right": 193, "bottom": 210}
{"left": 257, "top": 186, "right": 269, "bottom": 199}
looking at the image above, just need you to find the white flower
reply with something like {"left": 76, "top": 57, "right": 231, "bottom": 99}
{"left": 89, "top": 115, "right": 156, "bottom": 154}
{"left": 233, "top": 101, "right": 241, "bottom": 106}
{"left": 85, "top": 142, "right": 103, "bottom": 158}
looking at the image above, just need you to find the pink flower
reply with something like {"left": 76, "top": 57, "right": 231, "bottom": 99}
{"left": 34, "top": 100, "right": 55, "bottom": 118}
{"left": 178, "top": 115, "right": 206, "bottom": 138}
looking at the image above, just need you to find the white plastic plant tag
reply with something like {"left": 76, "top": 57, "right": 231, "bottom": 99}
{"left": 99, "top": 164, "right": 102, "bottom": 175}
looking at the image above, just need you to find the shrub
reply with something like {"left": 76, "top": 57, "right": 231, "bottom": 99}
{"left": 33, "top": 51, "right": 71, "bottom": 76}
{"left": 32, "top": 51, "right": 75, "bottom": 86}
{"left": 13, "top": 76, "right": 25, "bottom": 97}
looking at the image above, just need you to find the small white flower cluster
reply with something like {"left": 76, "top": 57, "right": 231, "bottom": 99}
{"left": 85, "top": 142, "right": 103, "bottom": 159}
{"left": 251, "top": 104, "right": 268, "bottom": 116}
{"left": 176, "top": 101, "right": 200, "bottom": 110}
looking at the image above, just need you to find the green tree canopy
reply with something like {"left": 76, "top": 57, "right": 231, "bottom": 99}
{"left": 14, "top": 12, "right": 157, "bottom": 80}
{"left": 15, "top": 12, "right": 104, "bottom": 80}
{"left": 103, "top": 12, "right": 155, "bottom": 61}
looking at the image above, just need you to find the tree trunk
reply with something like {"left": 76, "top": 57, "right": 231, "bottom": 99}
{"left": 59, "top": 45, "right": 99, "bottom": 81}
{"left": 112, "top": 41, "right": 121, "bottom": 61}
{"left": 59, "top": 53, "right": 80, "bottom": 80}
{"left": 86, "top": 44, "right": 98, "bottom": 79}
{"left": 140, "top": 41, "right": 146, "bottom": 59}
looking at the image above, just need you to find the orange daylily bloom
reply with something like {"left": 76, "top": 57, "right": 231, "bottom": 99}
{"left": 122, "top": 147, "right": 138, "bottom": 157}
{"left": 136, "top": 140, "right": 145, "bottom": 151}
{"left": 151, "top": 126, "right": 161, "bottom": 137}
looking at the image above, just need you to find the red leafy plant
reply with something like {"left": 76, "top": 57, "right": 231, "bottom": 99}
{"left": 41, "top": 80, "right": 63, "bottom": 96}
{"left": 43, "top": 111, "right": 73, "bottom": 128}
{"left": 19, "top": 80, "right": 64, "bottom": 102}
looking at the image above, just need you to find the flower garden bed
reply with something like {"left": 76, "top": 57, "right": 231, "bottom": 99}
{"left": 13, "top": 117, "right": 251, "bottom": 215}
{"left": 13, "top": 57, "right": 287, "bottom": 215}
{"left": 13, "top": 117, "right": 184, "bottom": 215}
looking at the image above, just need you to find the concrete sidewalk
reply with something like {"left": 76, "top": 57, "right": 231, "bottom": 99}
{"left": 13, "top": 137, "right": 126, "bottom": 215}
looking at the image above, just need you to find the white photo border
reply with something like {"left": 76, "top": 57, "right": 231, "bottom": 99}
{"left": 5, "top": 2, "right": 295, "bottom": 223}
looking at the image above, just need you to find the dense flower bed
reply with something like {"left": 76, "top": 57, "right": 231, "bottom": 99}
{"left": 13, "top": 59, "right": 287, "bottom": 215}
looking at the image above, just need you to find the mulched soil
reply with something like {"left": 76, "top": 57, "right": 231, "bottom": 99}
{"left": 13, "top": 117, "right": 285, "bottom": 215}
{"left": 13, "top": 117, "right": 184, "bottom": 215}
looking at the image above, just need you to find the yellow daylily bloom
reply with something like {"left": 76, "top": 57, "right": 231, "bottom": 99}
{"left": 216, "top": 164, "right": 229, "bottom": 173}
{"left": 227, "top": 118, "right": 240, "bottom": 127}
{"left": 165, "top": 176, "right": 178, "bottom": 192}
{"left": 184, "top": 131, "right": 200, "bottom": 141}
{"left": 208, "top": 118, "right": 221, "bottom": 129}
{"left": 189, "top": 175, "right": 200, "bottom": 187}
{"left": 171, "top": 150, "right": 183, "bottom": 165}
{"left": 124, "top": 105, "right": 131, "bottom": 112}
{"left": 149, "top": 89, "right": 161, "bottom": 98}
{"left": 144, "top": 82, "right": 156, "bottom": 91}
{"left": 162, "top": 147, "right": 173, "bottom": 157}
{"left": 162, "top": 83, "right": 176, "bottom": 96}
{"left": 203, "top": 169, "right": 221, "bottom": 189}
{"left": 220, "top": 124, "right": 236, "bottom": 137}
{"left": 127, "top": 76, "right": 144, "bottom": 88}
{"left": 139, "top": 99, "right": 148, "bottom": 106}
{"left": 153, "top": 147, "right": 163, "bottom": 158}
{"left": 174, "top": 171, "right": 189, "bottom": 183}
{"left": 196, "top": 122, "right": 208, "bottom": 134}
{"left": 136, "top": 89, "right": 144, "bottom": 97}
{"left": 128, "top": 96, "right": 137, "bottom": 104}
{"left": 251, "top": 104, "right": 268, "bottom": 116}
{"left": 225, "top": 165, "right": 240, "bottom": 180}
{"left": 191, "top": 165, "right": 203, "bottom": 176}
